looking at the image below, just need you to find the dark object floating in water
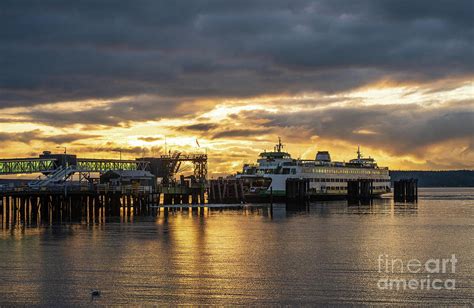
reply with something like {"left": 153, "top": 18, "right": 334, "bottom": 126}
{"left": 90, "top": 289, "right": 101, "bottom": 297}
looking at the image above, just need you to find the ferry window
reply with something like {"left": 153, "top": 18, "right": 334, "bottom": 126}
{"left": 282, "top": 168, "right": 290, "bottom": 174}
{"left": 291, "top": 168, "right": 296, "bottom": 174}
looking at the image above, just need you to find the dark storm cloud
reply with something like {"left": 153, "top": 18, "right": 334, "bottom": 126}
{"left": 138, "top": 136, "right": 162, "bottom": 143}
{"left": 16, "top": 96, "right": 206, "bottom": 127}
{"left": 242, "top": 101, "right": 474, "bottom": 156}
{"left": 1, "top": 0, "right": 472, "bottom": 108}
{"left": 0, "top": 130, "right": 99, "bottom": 144}
{"left": 178, "top": 123, "right": 219, "bottom": 132}
{"left": 80, "top": 144, "right": 163, "bottom": 156}
{"left": 173, "top": 123, "right": 271, "bottom": 139}
{"left": 212, "top": 129, "right": 271, "bottom": 139}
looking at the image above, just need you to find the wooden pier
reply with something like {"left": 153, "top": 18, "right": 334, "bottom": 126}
{"left": 0, "top": 190, "right": 157, "bottom": 227}
{"left": 0, "top": 181, "right": 209, "bottom": 227}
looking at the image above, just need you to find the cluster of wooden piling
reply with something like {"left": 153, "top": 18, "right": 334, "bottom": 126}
{"left": 393, "top": 179, "right": 418, "bottom": 202}
{"left": 347, "top": 179, "right": 374, "bottom": 203}
{"left": 160, "top": 187, "right": 205, "bottom": 205}
{"left": 160, "top": 175, "right": 207, "bottom": 205}
{"left": 285, "top": 178, "right": 310, "bottom": 202}
{"left": 208, "top": 179, "right": 246, "bottom": 203}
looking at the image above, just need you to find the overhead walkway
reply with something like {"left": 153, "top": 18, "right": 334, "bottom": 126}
{"left": 0, "top": 156, "right": 149, "bottom": 175}
{"left": 0, "top": 158, "right": 56, "bottom": 175}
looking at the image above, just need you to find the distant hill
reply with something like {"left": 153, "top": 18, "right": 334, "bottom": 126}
{"left": 390, "top": 170, "right": 474, "bottom": 187}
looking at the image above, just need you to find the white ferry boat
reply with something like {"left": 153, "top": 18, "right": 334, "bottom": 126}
{"left": 236, "top": 138, "right": 391, "bottom": 200}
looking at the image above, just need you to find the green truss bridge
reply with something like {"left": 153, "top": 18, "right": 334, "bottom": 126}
{"left": 0, "top": 152, "right": 149, "bottom": 175}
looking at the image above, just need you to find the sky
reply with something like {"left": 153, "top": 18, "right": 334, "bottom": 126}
{"left": 0, "top": 0, "right": 473, "bottom": 177}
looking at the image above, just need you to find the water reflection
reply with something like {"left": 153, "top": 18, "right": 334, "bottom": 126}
{"left": 1, "top": 196, "right": 423, "bottom": 230}
{"left": 1, "top": 189, "right": 472, "bottom": 305}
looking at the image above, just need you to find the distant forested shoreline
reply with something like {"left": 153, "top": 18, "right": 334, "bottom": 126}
{"left": 390, "top": 170, "right": 474, "bottom": 187}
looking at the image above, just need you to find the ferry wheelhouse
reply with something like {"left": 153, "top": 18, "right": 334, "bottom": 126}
{"left": 236, "top": 138, "right": 391, "bottom": 199}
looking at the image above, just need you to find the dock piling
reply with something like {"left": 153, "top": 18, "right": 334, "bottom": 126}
{"left": 394, "top": 179, "right": 418, "bottom": 202}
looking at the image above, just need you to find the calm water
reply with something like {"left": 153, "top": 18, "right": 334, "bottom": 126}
{"left": 1, "top": 188, "right": 473, "bottom": 305}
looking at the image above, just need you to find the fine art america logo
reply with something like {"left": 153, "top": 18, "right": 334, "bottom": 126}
{"left": 377, "top": 254, "right": 457, "bottom": 290}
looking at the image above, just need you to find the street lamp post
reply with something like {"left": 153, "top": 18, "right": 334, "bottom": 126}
{"left": 113, "top": 149, "right": 122, "bottom": 161}
{"left": 56, "top": 146, "right": 68, "bottom": 168}
{"left": 56, "top": 146, "right": 68, "bottom": 195}
{"left": 56, "top": 146, "right": 67, "bottom": 154}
